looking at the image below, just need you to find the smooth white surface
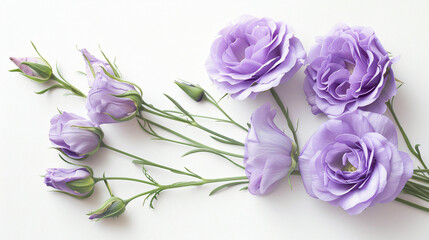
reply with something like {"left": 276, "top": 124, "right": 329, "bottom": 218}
{"left": 1, "top": 0, "right": 429, "bottom": 239}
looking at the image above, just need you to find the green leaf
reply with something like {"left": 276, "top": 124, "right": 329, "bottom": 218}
{"left": 210, "top": 135, "right": 243, "bottom": 146}
{"left": 57, "top": 154, "right": 93, "bottom": 175}
{"left": 104, "top": 110, "right": 137, "bottom": 122}
{"left": 82, "top": 52, "right": 96, "bottom": 78}
{"left": 164, "top": 94, "right": 194, "bottom": 121}
{"left": 99, "top": 46, "right": 121, "bottom": 78}
{"left": 30, "top": 41, "right": 51, "bottom": 68}
{"left": 182, "top": 149, "right": 245, "bottom": 170}
{"left": 217, "top": 93, "right": 228, "bottom": 103}
{"left": 113, "top": 90, "right": 143, "bottom": 107}
{"left": 35, "top": 84, "right": 62, "bottom": 94}
{"left": 101, "top": 67, "right": 143, "bottom": 96}
{"left": 209, "top": 181, "right": 248, "bottom": 196}
{"left": 53, "top": 148, "right": 88, "bottom": 161}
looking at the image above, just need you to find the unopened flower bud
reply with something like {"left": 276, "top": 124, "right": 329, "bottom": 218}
{"left": 9, "top": 57, "right": 52, "bottom": 81}
{"left": 86, "top": 71, "right": 141, "bottom": 124}
{"left": 49, "top": 112, "right": 103, "bottom": 159}
{"left": 175, "top": 81, "right": 205, "bottom": 102}
{"left": 44, "top": 168, "right": 95, "bottom": 198}
{"left": 88, "top": 197, "right": 126, "bottom": 220}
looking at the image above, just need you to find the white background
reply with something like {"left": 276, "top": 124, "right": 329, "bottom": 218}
{"left": 1, "top": 0, "right": 429, "bottom": 239}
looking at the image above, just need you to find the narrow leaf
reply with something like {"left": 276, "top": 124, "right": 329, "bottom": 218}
{"left": 210, "top": 135, "right": 242, "bottom": 146}
{"left": 35, "top": 84, "right": 62, "bottom": 94}
{"left": 209, "top": 181, "right": 248, "bottom": 196}
{"left": 164, "top": 94, "right": 195, "bottom": 121}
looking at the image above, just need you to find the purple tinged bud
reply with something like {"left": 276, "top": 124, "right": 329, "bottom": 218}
{"left": 9, "top": 57, "right": 52, "bottom": 80}
{"left": 44, "top": 168, "right": 94, "bottom": 198}
{"left": 88, "top": 197, "right": 126, "bottom": 221}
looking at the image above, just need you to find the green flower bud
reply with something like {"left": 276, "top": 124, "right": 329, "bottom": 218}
{"left": 175, "top": 81, "right": 205, "bottom": 102}
{"left": 88, "top": 197, "right": 126, "bottom": 221}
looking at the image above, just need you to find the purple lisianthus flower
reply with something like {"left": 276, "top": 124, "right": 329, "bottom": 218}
{"left": 299, "top": 111, "right": 413, "bottom": 215}
{"left": 80, "top": 49, "right": 114, "bottom": 86}
{"left": 206, "top": 16, "right": 306, "bottom": 100}
{"left": 244, "top": 104, "right": 294, "bottom": 195}
{"left": 304, "top": 24, "right": 396, "bottom": 117}
{"left": 44, "top": 168, "right": 95, "bottom": 198}
{"left": 49, "top": 112, "right": 102, "bottom": 159}
{"left": 86, "top": 71, "right": 139, "bottom": 125}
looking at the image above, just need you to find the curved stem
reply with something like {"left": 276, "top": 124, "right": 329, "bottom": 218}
{"left": 386, "top": 100, "right": 427, "bottom": 169}
{"left": 101, "top": 142, "right": 201, "bottom": 179}
{"left": 125, "top": 176, "right": 248, "bottom": 203}
{"left": 270, "top": 89, "right": 300, "bottom": 158}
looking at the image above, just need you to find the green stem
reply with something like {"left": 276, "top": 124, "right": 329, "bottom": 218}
{"left": 125, "top": 176, "right": 248, "bottom": 203}
{"left": 101, "top": 142, "right": 200, "bottom": 179}
{"left": 94, "top": 177, "right": 157, "bottom": 186}
{"left": 404, "top": 182, "right": 429, "bottom": 199}
{"left": 386, "top": 100, "right": 427, "bottom": 169}
{"left": 193, "top": 123, "right": 244, "bottom": 146}
{"left": 411, "top": 174, "right": 429, "bottom": 184}
{"left": 51, "top": 75, "right": 86, "bottom": 98}
{"left": 204, "top": 92, "right": 248, "bottom": 132}
{"left": 142, "top": 103, "right": 244, "bottom": 146}
{"left": 138, "top": 116, "right": 244, "bottom": 159}
{"left": 395, "top": 197, "right": 429, "bottom": 212}
{"left": 164, "top": 110, "right": 236, "bottom": 123}
{"left": 270, "top": 89, "right": 300, "bottom": 158}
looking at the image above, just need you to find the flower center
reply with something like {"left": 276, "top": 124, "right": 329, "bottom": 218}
{"left": 345, "top": 61, "right": 355, "bottom": 75}
{"left": 343, "top": 161, "right": 357, "bottom": 172}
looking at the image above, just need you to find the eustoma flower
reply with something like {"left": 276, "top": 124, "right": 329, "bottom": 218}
{"left": 304, "top": 24, "right": 396, "bottom": 117}
{"left": 299, "top": 111, "right": 413, "bottom": 214}
{"left": 244, "top": 104, "right": 294, "bottom": 195}
{"left": 44, "top": 168, "right": 95, "bottom": 198}
{"left": 86, "top": 70, "right": 141, "bottom": 125}
{"left": 206, "top": 16, "right": 306, "bottom": 100}
{"left": 49, "top": 112, "right": 103, "bottom": 159}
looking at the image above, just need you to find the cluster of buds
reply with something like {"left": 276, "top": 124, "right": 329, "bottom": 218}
{"left": 11, "top": 46, "right": 147, "bottom": 220}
